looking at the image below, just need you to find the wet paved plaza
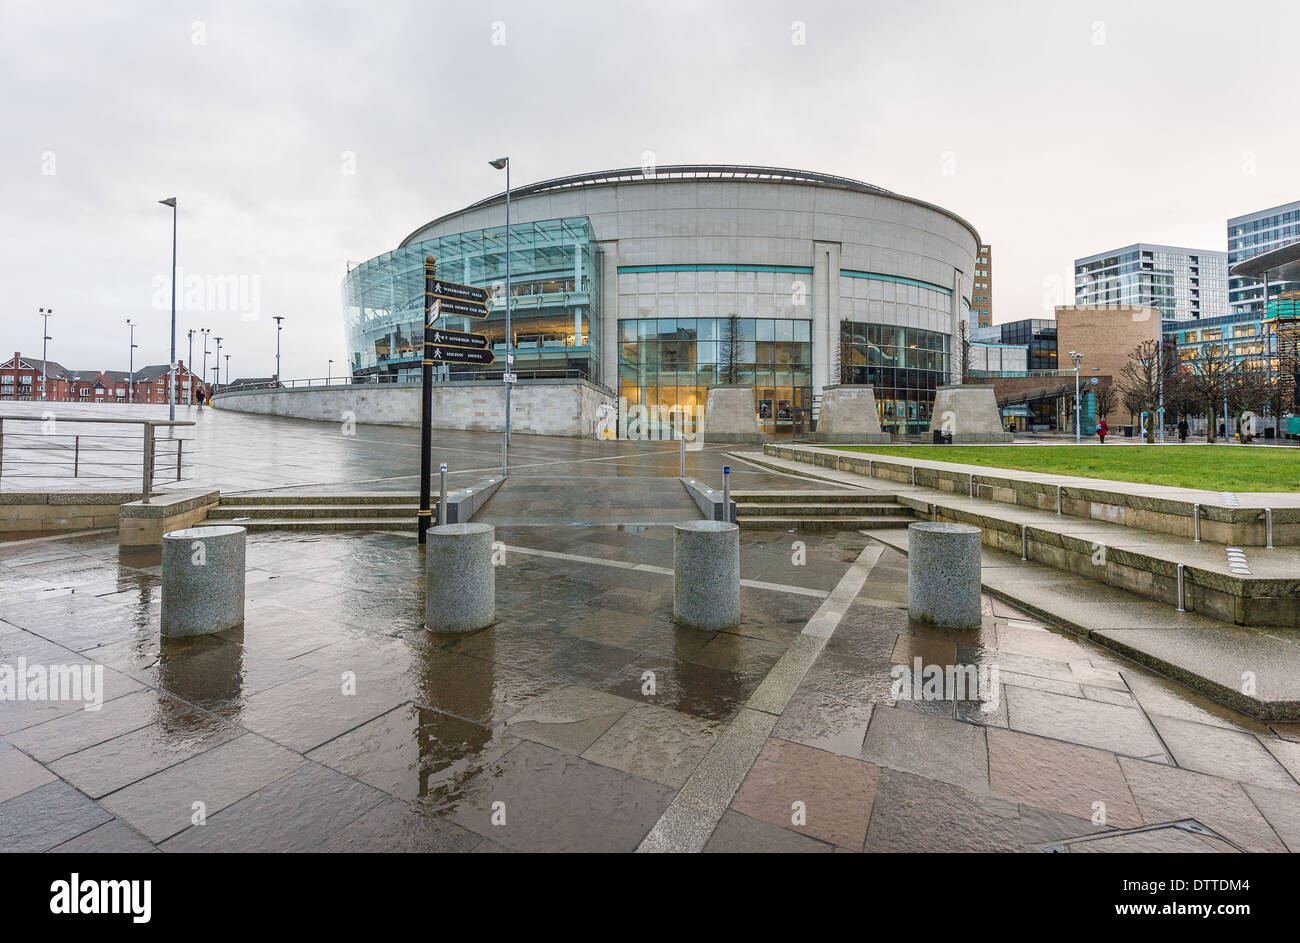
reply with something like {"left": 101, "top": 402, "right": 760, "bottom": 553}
{"left": 4, "top": 519, "right": 1299, "bottom": 853}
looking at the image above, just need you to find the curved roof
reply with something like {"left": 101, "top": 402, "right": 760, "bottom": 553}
{"left": 401, "top": 163, "right": 980, "bottom": 248}
{"left": 1230, "top": 240, "right": 1300, "bottom": 283}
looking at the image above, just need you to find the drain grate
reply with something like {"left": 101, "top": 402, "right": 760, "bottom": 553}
{"left": 1226, "top": 547, "right": 1252, "bottom": 576}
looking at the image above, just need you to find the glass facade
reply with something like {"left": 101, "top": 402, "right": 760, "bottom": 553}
{"left": 1228, "top": 202, "right": 1300, "bottom": 317}
{"left": 1075, "top": 244, "right": 1228, "bottom": 321}
{"left": 342, "top": 217, "right": 601, "bottom": 382}
{"left": 618, "top": 317, "right": 813, "bottom": 436}
{"left": 838, "top": 323, "right": 950, "bottom": 435}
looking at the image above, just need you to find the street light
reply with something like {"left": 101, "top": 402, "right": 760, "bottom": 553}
{"left": 1068, "top": 351, "right": 1082, "bottom": 443}
{"left": 159, "top": 198, "right": 178, "bottom": 421}
{"left": 213, "top": 336, "right": 223, "bottom": 394}
{"left": 186, "top": 329, "right": 196, "bottom": 405}
{"left": 126, "top": 318, "right": 138, "bottom": 403}
{"left": 38, "top": 307, "right": 53, "bottom": 401}
{"left": 200, "top": 328, "right": 210, "bottom": 404}
{"left": 489, "top": 156, "right": 512, "bottom": 444}
{"left": 224, "top": 353, "right": 230, "bottom": 386}
{"left": 273, "top": 316, "right": 285, "bottom": 382}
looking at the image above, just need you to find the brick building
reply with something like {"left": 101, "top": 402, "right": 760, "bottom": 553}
{"left": 0, "top": 352, "right": 203, "bottom": 404}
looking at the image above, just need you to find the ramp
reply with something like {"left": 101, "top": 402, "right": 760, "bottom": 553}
{"left": 475, "top": 476, "right": 700, "bottom": 525}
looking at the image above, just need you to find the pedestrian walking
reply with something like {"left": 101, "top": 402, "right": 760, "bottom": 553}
{"left": 1096, "top": 419, "right": 1108, "bottom": 444}
{"left": 1178, "top": 418, "right": 1189, "bottom": 443}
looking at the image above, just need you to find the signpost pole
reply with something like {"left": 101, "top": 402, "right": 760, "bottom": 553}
{"left": 419, "top": 256, "right": 437, "bottom": 545}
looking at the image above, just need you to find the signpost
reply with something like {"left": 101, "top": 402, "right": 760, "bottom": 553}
{"left": 420, "top": 260, "right": 494, "bottom": 544}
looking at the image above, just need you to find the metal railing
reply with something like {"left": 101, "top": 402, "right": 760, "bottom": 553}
{"left": 0, "top": 415, "right": 196, "bottom": 503}
{"left": 215, "top": 369, "right": 595, "bottom": 393}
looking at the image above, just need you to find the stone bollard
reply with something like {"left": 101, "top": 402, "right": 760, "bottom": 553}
{"left": 161, "top": 525, "right": 246, "bottom": 637}
{"left": 426, "top": 522, "right": 495, "bottom": 633}
{"left": 907, "top": 522, "right": 982, "bottom": 629}
{"left": 673, "top": 520, "right": 740, "bottom": 630}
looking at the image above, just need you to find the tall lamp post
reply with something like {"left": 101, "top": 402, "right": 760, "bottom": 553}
{"left": 159, "top": 198, "right": 178, "bottom": 421}
{"left": 200, "top": 328, "right": 210, "bottom": 402}
{"left": 273, "top": 316, "right": 285, "bottom": 383}
{"left": 489, "top": 157, "right": 512, "bottom": 444}
{"left": 186, "top": 329, "right": 196, "bottom": 405}
{"left": 1069, "top": 350, "right": 1082, "bottom": 443}
{"left": 224, "top": 353, "right": 230, "bottom": 387}
{"left": 39, "top": 307, "right": 53, "bottom": 401}
{"left": 327, "top": 359, "right": 334, "bottom": 385}
{"left": 126, "top": 318, "right": 138, "bottom": 403}
{"left": 213, "top": 337, "right": 223, "bottom": 394}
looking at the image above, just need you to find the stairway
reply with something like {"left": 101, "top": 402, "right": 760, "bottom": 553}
{"left": 206, "top": 493, "right": 419, "bottom": 533}
{"left": 730, "top": 490, "right": 917, "bottom": 532}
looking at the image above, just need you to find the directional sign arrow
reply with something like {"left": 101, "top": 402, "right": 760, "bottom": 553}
{"left": 428, "top": 344, "right": 495, "bottom": 366}
{"left": 429, "top": 280, "right": 491, "bottom": 305}
{"left": 428, "top": 329, "right": 489, "bottom": 350}
{"left": 432, "top": 297, "right": 490, "bottom": 319}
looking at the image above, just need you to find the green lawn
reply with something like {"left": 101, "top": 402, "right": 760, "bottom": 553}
{"left": 835, "top": 445, "right": 1300, "bottom": 492}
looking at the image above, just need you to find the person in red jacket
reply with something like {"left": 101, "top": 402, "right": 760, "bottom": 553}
{"left": 1096, "top": 419, "right": 1108, "bottom": 444}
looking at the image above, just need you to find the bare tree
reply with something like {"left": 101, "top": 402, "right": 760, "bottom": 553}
{"left": 1093, "top": 382, "right": 1117, "bottom": 421}
{"left": 718, "top": 313, "right": 742, "bottom": 386}
{"left": 1185, "top": 344, "right": 1237, "bottom": 443}
{"left": 1117, "top": 339, "right": 1160, "bottom": 443}
{"left": 957, "top": 320, "right": 973, "bottom": 384}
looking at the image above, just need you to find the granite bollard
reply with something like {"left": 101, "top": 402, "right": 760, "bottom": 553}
{"left": 907, "top": 521, "right": 982, "bottom": 629}
{"left": 161, "top": 524, "right": 246, "bottom": 637}
{"left": 426, "top": 522, "right": 495, "bottom": 633}
{"left": 673, "top": 520, "right": 740, "bottom": 630}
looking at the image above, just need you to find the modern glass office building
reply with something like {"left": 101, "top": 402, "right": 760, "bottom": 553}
{"left": 1074, "top": 244, "right": 1228, "bottom": 321}
{"left": 343, "top": 165, "right": 980, "bottom": 437}
{"left": 344, "top": 217, "right": 601, "bottom": 382}
{"left": 1228, "top": 200, "right": 1300, "bottom": 317}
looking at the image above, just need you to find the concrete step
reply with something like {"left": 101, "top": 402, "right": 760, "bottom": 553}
{"left": 734, "top": 502, "right": 911, "bottom": 518}
{"left": 232, "top": 518, "right": 417, "bottom": 533}
{"left": 729, "top": 490, "right": 896, "bottom": 504}
{"left": 217, "top": 493, "right": 417, "bottom": 506}
{"left": 209, "top": 504, "right": 416, "bottom": 520}
{"left": 736, "top": 515, "right": 917, "bottom": 533}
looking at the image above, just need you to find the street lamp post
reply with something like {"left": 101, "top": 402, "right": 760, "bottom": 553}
{"left": 224, "top": 353, "right": 230, "bottom": 386}
{"left": 186, "top": 329, "right": 195, "bottom": 405}
{"left": 1156, "top": 325, "right": 1164, "bottom": 443}
{"left": 1069, "top": 350, "right": 1082, "bottom": 443}
{"left": 126, "top": 318, "right": 138, "bottom": 403}
{"left": 200, "top": 328, "right": 210, "bottom": 405}
{"left": 39, "top": 307, "right": 53, "bottom": 401}
{"left": 159, "top": 198, "right": 178, "bottom": 421}
{"left": 273, "top": 316, "right": 285, "bottom": 383}
{"left": 327, "top": 359, "right": 333, "bottom": 385}
{"left": 490, "top": 157, "right": 512, "bottom": 445}
{"left": 213, "top": 337, "right": 223, "bottom": 394}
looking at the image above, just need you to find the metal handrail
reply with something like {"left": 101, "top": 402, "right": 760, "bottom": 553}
{"left": 0, "top": 416, "right": 195, "bottom": 504}
{"left": 214, "top": 369, "right": 597, "bottom": 393}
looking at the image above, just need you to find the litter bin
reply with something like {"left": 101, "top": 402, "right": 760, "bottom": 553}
{"left": 932, "top": 430, "right": 952, "bottom": 445}
{"left": 1265, "top": 427, "right": 1276, "bottom": 440}
{"left": 1123, "top": 425, "right": 1134, "bottom": 438}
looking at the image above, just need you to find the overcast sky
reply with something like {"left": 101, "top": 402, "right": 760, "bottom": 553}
{"left": 3, "top": 0, "right": 1296, "bottom": 378}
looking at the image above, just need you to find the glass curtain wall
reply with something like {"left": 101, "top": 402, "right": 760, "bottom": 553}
{"left": 343, "top": 217, "right": 600, "bottom": 382}
{"left": 618, "top": 317, "right": 813, "bottom": 436}
{"left": 839, "top": 322, "right": 950, "bottom": 434}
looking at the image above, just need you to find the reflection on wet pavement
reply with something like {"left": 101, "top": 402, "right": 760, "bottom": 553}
{"left": 2, "top": 518, "right": 1299, "bottom": 853}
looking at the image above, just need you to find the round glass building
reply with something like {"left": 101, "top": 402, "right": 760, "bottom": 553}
{"left": 343, "top": 164, "right": 980, "bottom": 436}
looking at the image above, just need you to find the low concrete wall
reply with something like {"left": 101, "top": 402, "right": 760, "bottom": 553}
{"left": 0, "top": 492, "right": 135, "bottom": 534}
{"left": 764, "top": 444, "right": 1300, "bottom": 547}
{"left": 213, "top": 378, "right": 615, "bottom": 438}
{"left": 119, "top": 491, "right": 221, "bottom": 547}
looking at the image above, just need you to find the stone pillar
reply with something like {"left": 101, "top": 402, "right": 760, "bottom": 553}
{"left": 673, "top": 520, "right": 740, "bottom": 630}
{"left": 161, "top": 525, "right": 246, "bottom": 637}
{"left": 701, "top": 386, "right": 764, "bottom": 443}
{"left": 907, "top": 522, "right": 982, "bottom": 629}
{"left": 426, "top": 522, "right": 496, "bottom": 633}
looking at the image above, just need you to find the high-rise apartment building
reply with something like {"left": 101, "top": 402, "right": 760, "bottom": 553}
{"left": 1074, "top": 244, "right": 1228, "bottom": 321}
{"left": 1227, "top": 200, "right": 1300, "bottom": 317}
{"left": 971, "top": 244, "right": 992, "bottom": 327}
